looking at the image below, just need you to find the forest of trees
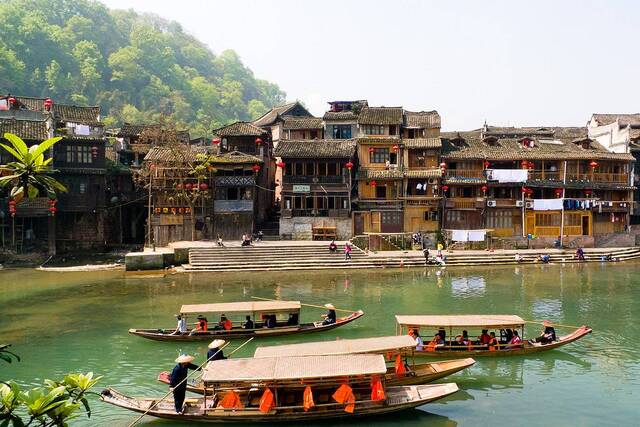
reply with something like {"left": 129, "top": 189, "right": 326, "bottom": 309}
{"left": 0, "top": 0, "right": 286, "bottom": 137}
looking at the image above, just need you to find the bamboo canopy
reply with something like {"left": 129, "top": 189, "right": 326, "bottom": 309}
{"left": 202, "top": 355, "right": 387, "bottom": 383}
{"left": 396, "top": 315, "right": 525, "bottom": 329}
{"left": 254, "top": 335, "right": 417, "bottom": 358}
{"left": 180, "top": 301, "right": 301, "bottom": 315}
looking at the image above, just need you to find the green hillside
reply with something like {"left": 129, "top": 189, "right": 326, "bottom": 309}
{"left": 0, "top": 0, "right": 285, "bottom": 136}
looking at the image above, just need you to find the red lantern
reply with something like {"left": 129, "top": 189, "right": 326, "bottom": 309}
{"left": 589, "top": 160, "right": 598, "bottom": 169}
{"left": 370, "top": 180, "right": 377, "bottom": 187}
{"left": 43, "top": 98, "right": 53, "bottom": 110}
{"left": 521, "top": 160, "right": 529, "bottom": 168}
{"left": 185, "top": 183, "right": 193, "bottom": 190}
{"left": 521, "top": 187, "right": 528, "bottom": 194}
{"left": 440, "top": 162, "right": 447, "bottom": 169}
{"left": 392, "top": 144, "right": 399, "bottom": 152}
{"left": 276, "top": 161, "right": 285, "bottom": 169}
{"left": 91, "top": 146, "right": 98, "bottom": 159}
{"left": 442, "top": 185, "right": 449, "bottom": 192}
{"left": 528, "top": 161, "right": 534, "bottom": 169}
{"left": 8, "top": 97, "right": 16, "bottom": 105}
{"left": 212, "top": 138, "right": 220, "bottom": 145}
{"left": 345, "top": 161, "right": 354, "bottom": 170}
{"left": 484, "top": 160, "right": 490, "bottom": 168}
{"left": 175, "top": 183, "right": 183, "bottom": 190}
{"left": 252, "top": 164, "right": 261, "bottom": 173}
{"left": 255, "top": 137, "right": 263, "bottom": 146}
{"left": 8, "top": 200, "right": 16, "bottom": 207}
{"left": 481, "top": 185, "right": 488, "bottom": 193}
{"left": 527, "top": 188, "right": 533, "bottom": 195}
{"left": 368, "top": 147, "right": 375, "bottom": 153}
{"left": 199, "top": 182, "right": 208, "bottom": 191}
{"left": 585, "top": 189, "right": 593, "bottom": 196}
{"left": 555, "top": 188, "right": 563, "bottom": 196}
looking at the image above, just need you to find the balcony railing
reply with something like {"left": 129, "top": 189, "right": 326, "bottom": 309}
{"left": 403, "top": 196, "right": 440, "bottom": 206}
{"left": 282, "top": 175, "right": 345, "bottom": 184}
{"left": 487, "top": 198, "right": 519, "bottom": 207}
{"left": 567, "top": 173, "right": 629, "bottom": 184}
{"left": 527, "top": 170, "right": 562, "bottom": 181}
{"left": 215, "top": 176, "right": 255, "bottom": 187}
{"left": 357, "top": 199, "right": 403, "bottom": 210}
{"left": 281, "top": 208, "right": 350, "bottom": 218}
{"left": 445, "top": 197, "right": 483, "bottom": 209}
{"left": 446, "top": 169, "right": 485, "bottom": 179}
{"left": 214, "top": 200, "right": 253, "bottom": 212}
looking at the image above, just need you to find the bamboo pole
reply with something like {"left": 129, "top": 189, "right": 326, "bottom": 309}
{"left": 250, "top": 296, "right": 356, "bottom": 314}
{"left": 127, "top": 337, "right": 254, "bottom": 427}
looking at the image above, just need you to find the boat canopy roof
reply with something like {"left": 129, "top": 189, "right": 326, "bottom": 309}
{"left": 396, "top": 315, "right": 525, "bottom": 328}
{"left": 254, "top": 335, "right": 417, "bottom": 358}
{"left": 180, "top": 301, "right": 301, "bottom": 315}
{"left": 202, "top": 355, "right": 387, "bottom": 383}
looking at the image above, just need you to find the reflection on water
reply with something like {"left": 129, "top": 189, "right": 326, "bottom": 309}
{"left": 1, "top": 261, "right": 639, "bottom": 426}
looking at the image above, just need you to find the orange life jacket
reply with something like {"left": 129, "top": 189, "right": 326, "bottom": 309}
{"left": 488, "top": 338, "right": 498, "bottom": 351}
{"left": 223, "top": 319, "right": 232, "bottom": 330}
{"left": 370, "top": 376, "right": 385, "bottom": 401}
{"left": 426, "top": 340, "right": 437, "bottom": 352}
{"left": 259, "top": 388, "right": 275, "bottom": 413}
{"left": 197, "top": 320, "right": 208, "bottom": 331}
{"left": 219, "top": 390, "right": 243, "bottom": 409}
{"left": 332, "top": 384, "right": 355, "bottom": 413}
{"left": 303, "top": 386, "right": 315, "bottom": 412}
{"left": 394, "top": 354, "right": 406, "bottom": 376}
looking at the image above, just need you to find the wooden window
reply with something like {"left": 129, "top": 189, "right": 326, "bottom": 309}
{"left": 389, "top": 125, "right": 396, "bottom": 135}
{"left": 293, "top": 162, "right": 303, "bottom": 176}
{"left": 318, "top": 162, "right": 327, "bottom": 176}
{"left": 327, "top": 162, "right": 337, "bottom": 175}
{"left": 375, "top": 185, "right": 386, "bottom": 198}
{"left": 370, "top": 148, "right": 389, "bottom": 163}
{"left": 285, "top": 162, "right": 293, "bottom": 175}
{"left": 310, "top": 130, "right": 318, "bottom": 139}
{"left": 332, "top": 125, "right": 351, "bottom": 139}
{"left": 408, "top": 129, "right": 415, "bottom": 139}
{"left": 381, "top": 211, "right": 402, "bottom": 225}
{"left": 65, "top": 145, "right": 92, "bottom": 164}
{"left": 305, "top": 161, "right": 315, "bottom": 176}
{"left": 424, "top": 210, "right": 438, "bottom": 221}
{"left": 487, "top": 210, "right": 513, "bottom": 228}
{"left": 363, "top": 125, "right": 384, "bottom": 135}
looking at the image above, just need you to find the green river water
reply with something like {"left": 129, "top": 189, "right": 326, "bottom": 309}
{"left": 1, "top": 262, "right": 639, "bottom": 426}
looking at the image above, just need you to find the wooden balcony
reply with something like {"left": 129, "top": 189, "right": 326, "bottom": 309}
{"left": 567, "top": 172, "right": 629, "bottom": 184}
{"left": 528, "top": 170, "right": 562, "bottom": 181}
{"left": 445, "top": 197, "right": 483, "bottom": 210}
{"left": 282, "top": 175, "right": 345, "bottom": 184}
{"left": 403, "top": 196, "right": 441, "bottom": 206}
{"left": 214, "top": 200, "right": 253, "bottom": 213}
{"left": 281, "top": 208, "right": 349, "bottom": 218}
{"left": 487, "top": 198, "right": 520, "bottom": 208}
{"left": 445, "top": 169, "right": 485, "bottom": 179}
{"left": 357, "top": 199, "right": 403, "bottom": 210}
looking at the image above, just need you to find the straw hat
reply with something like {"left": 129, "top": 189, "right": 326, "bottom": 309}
{"left": 542, "top": 320, "right": 553, "bottom": 327}
{"left": 324, "top": 303, "right": 336, "bottom": 310}
{"left": 208, "top": 339, "right": 226, "bottom": 349}
{"left": 175, "top": 354, "right": 195, "bottom": 364}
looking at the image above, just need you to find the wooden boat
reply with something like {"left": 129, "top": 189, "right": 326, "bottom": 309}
{"left": 129, "top": 301, "right": 364, "bottom": 342}
{"left": 395, "top": 315, "right": 592, "bottom": 357}
{"left": 157, "top": 336, "right": 475, "bottom": 392}
{"left": 102, "top": 354, "right": 459, "bottom": 422}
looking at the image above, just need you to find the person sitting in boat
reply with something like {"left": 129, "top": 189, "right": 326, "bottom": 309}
{"left": 530, "top": 320, "right": 557, "bottom": 344}
{"left": 286, "top": 312, "right": 299, "bottom": 326}
{"left": 217, "top": 314, "right": 232, "bottom": 331}
{"left": 408, "top": 328, "right": 424, "bottom": 350}
{"left": 169, "top": 354, "right": 200, "bottom": 414}
{"left": 322, "top": 303, "right": 337, "bottom": 325}
{"left": 488, "top": 332, "right": 499, "bottom": 351}
{"left": 171, "top": 314, "right": 187, "bottom": 335}
{"left": 329, "top": 240, "right": 338, "bottom": 253}
{"left": 500, "top": 328, "right": 513, "bottom": 344}
{"left": 462, "top": 330, "right": 471, "bottom": 347}
{"left": 451, "top": 335, "right": 465, "bottom": 350}
{"left": 196, "top": 315, "right": 208, "bottom": 332}
{"left": 509, "top": 330, "right": 523, "bottom": 348}
{"left": 242, "top": 315, "right": 254, "bottom": 329}
{"left": 264, "top": 314, "right": 277, "bottom": 328}
{"left": 437, "top": 327, "right": 447, "bottom": 342}
{"left": 207, "top": 339, "right": 227, "bottom": 361}
{"left": 478, "top": 329, "right": 491, "bottom": 346}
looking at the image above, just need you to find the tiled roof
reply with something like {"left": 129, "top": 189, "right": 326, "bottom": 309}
{"left": 323, "top": 111, "right": 358, "bottom": 121}
{"left": 357, "top": 168, "right": 404, "bottom": 179}
{"left": 129, "top": 143, "right": 152, "bottom": 154}
{"left": 117, "top": 123, "right": 159, "bottom": 137}
{"left": 213, "top": 121, "right": 266, "bottom": 137}
{"left": 253, "top": 102, "right": 311, "bottom": 127}
{"left": 13, "top": 97, "right": 101, "bottom": 126}
{"left": 592, "top": 113, "right": 640, "bottom": 127}
{"left": 357, "top": 137, "right": 401, "bottom": 145}
{"left": 274, "top": 139, "right": 356, "bottom": 159}
{"left": 483, "top": 126, "right": 554, "bottom": 138}
{"left": 404, "top": 138, "right": 442, "bottom": 149}
{"left": 0, "top": 118, "right": 49, "bottom": 140}
{"left": 281, "top": 116, "right": 323, "bottom": 130}
{"left": 357, "top": 107, "right": 403, "bottom": 125}
{"left": 548, "top": 127, "right": 588, "bottom": 142}
{"left": 404, "top": 111, "right": 441, "bottom": 129}
{"left": 441, "top": 136, "right": 634, "bottom": 161}
{"left": 405, "top": 169, "right": 442, "bottom": 178}
{"left": 210, "top": 150, "right": 264, "bottom": 164}
{"left": 144, "top": 146, "right": 207, "bottom": 163}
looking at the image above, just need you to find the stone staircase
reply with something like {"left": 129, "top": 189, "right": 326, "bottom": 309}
{"left": 180, "top": 244, "right": 640, "bottom": 273}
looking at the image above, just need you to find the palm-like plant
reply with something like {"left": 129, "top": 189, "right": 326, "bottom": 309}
{"left": 0, "top": 133, "right": 67, "bottom": 202}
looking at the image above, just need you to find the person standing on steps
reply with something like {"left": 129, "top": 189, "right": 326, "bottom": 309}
{"left": 423, "top": 247, "right": 430, "bottom": 265}
{"left": 344, "top": 242, "right": 352, "bottom": 260}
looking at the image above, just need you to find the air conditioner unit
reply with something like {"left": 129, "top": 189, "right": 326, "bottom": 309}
{"left": 515, "top": 200, "right": 524, "bottom": 207}
{"left": 428, "top": 178, "right": 438, "bottom": 185}
{"left": 525, "top": 201, "right": 534, "bottom": 209}
{"left": 487, "top": 200, "right": 497, "bottom": 207}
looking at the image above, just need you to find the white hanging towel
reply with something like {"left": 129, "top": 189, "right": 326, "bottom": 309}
{"left": 416, "top": 183, "right": 422, "bottom": 190}
{"left": 489, "top": 169, "right": 528, "bottom": 183}
{"left": 451, "top": 230, "right": 469, "bottom": 242}
{"left": 467, "top": 230, "right": 486, "bottom": 241}
{"left": 533, "top": 199, "right": 563, "bottom": 211}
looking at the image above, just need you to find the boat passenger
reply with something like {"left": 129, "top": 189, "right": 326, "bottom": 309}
{"left": 171, "top": 314, "right": 187, "bottom": 335}
{"left": 462, "top": 330, "right": 472, "bottom": 349}
{"left": 322, "top": 303, "right": 337, "bottom": 325}
{"left": 329, "top": 240, "right": 338, "bottom": 253}
{"left": 500, "top": 328, "right": 513, "bottom": 344}
{"left": 242, "top": 315, "right": 254, "bottom": 329}
{"left": 286, "top": 312, "right": 299, "bottom": 326}
{"left": 452, "top": 335, "right": 465, "bottom": 350}
{"left": 425, "top": 334, "right": 443, "bottom": 351}
{"left": 478, "top": 329, "right": 491, "bottom": 346}
{"left": 488, "top": 332, "right": 499, "bottom": 351}
{"left": 196, "top": 315, "right": 208, "bottom": 332}
{"left": 206, "top": 339, "right": 227, "bottom": 361}
{"left": 218, "top": 315, "right": 232, "bottom": 331}
{"left": 509, "top": 330, "right": 523, "bottom": 348}
{"left": 169, "top": 354, "right": 200, "bottom": 414}
{"left": 264, "top": 314, "right": 277, "bottom": 328}
{"left": 409, "top": 328, "right": 424, "bottom": 350}
{"left": 531, "top": 320, "right": 557, "bottom": 344}
{"left": 437, "top": 327, "right": 447, "bottom": 342}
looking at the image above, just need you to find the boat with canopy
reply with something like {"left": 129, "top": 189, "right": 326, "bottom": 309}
{"left": 129, "top": 300, "right": 364, "bottom": 341}
{"left": 395, "top": 315, "right": 592, "bottom": 357}
{"left": 157, "top": 335, "right": 474, "bottom": 392}
{"left": 102, "top": 354, "right": 459, "bottom": 422}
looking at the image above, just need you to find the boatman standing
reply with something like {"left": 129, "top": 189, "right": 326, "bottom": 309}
{"left": 322, "top": 303, "right": 337, "bottom": 325}
{"left": 207, "top": 339, "right": 227, "bottom": 361}
{"left": 169, "top": 354, "right": 200, "bottom": 414}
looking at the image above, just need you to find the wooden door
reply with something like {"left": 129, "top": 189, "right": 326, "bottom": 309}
{"left": 371, "top": 212, "right": 381, "bottom": 233}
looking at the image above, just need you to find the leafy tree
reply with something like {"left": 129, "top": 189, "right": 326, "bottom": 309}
{"left": 0, "top": 133, "right": 67, "bottom": 203}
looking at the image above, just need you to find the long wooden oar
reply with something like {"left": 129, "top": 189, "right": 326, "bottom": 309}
{"left": 251, "top": 296, "right": 356, "bottom": 314}
{"left": 524, "top": 320, "right": 585, "bottom": 329}
{"left": 128, "top": 337, "right": 254, "bottom": 427}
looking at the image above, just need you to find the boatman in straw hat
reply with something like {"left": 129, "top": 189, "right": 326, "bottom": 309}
{"left": 321, "top": 303, "right": 337, "bottom": 325}
{"left": 207, "top": 339, "right": 227, "bottom": 361}
{"left": 169, "top": 354, "right": 200, "bottom": 414}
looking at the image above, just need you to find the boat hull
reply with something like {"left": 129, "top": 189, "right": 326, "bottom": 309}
{"left": 101, "top": 383, "right": 459, "bottom": 422}
{"left": 412, "top": 326, "right": 592, "bottom": 358}
{"left": 129, "top": 310, "right": 364, "bottom": 342}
